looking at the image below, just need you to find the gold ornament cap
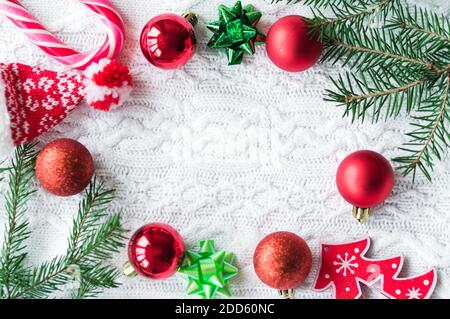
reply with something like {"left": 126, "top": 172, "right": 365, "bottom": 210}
{"left": 182, "top": 11, "right": 198, "bottom": 26}
{"left": 122, "top": 261, "right": 138, "bottom": 278}
{"left": 278, "top": 289, "right": 294, "bottom": 299}
{"left": 352, "top": 207, "right": 370, "bottom": 224}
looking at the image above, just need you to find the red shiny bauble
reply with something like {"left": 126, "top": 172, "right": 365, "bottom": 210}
{"left": 336, "top": 150, "right": 395, "bottom": 208}
{"left": 36, "top": 138, "right": 94, "bottom": 196}
{"left": 266, "top": 15, "right": 322, "bottom": 72}
{"left": 140, "top": 13, "right": 196, "bottom": 69}
{"left": 128, "top": 223, "right": 185, "bottom": 279}
{"left": 253, "top": 231, "right": 312, "bottom": 290}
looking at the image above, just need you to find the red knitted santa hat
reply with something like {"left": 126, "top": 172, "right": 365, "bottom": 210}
{"left": 0, "top": 59, "right": 132, "bottom": 156}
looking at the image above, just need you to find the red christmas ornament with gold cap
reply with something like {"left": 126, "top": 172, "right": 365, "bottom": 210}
{"left": 140, "top": 12, "right": 197, "bottom": 69}
{"left": 124, "top": 223, "right": 185, "bottom": 279}
{"left": 336, "top": 150, "right": 395, "bottom": 223}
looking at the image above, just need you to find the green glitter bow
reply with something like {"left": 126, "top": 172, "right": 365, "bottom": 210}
{"left": 207, "top": 1, "right": 265, "bottom": 65}
{"left": 178, "top": 240, "right": 238, "bottom": 299}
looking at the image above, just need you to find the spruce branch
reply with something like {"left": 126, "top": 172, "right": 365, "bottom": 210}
{"left": 0, "top": 143, "right": 37, "bottom": 298}
{"left": 273, "top": 0, "right": 398, "bottom": 36}
{"left": 73, "top": 263, "right": 121, "bottom": 299}
{"left": 15, "top": 256, "right": 71, "bottom": 299}
{"left": 0, "top": 149, "right": 126, "bottom": 299}
{"left": 309, "top": 0, "right": 396, "bottom": 29}
{"left": 388, "top": 4, "right": 450, "bottom": 45}
{"left": 320, "top": 23, "right": 444, "bottom": 73}
{"left": 393, "top": 75, "right": 450, "bottom": 181}
{"left": 272, "top": 0, "right": 387, "bottom": 8}
{"left": 0, "top": 164, "right": 8, "bottom": 182}
{"left": 9, "top": 180, "right": 126, "bottom": 299}
{"left": 77, "top": 213, "right": 125, "bottom": 263}
{"left": 325, "top": 65, "right": 431, "bottom": 122}
{"left": 285, "top": 0, "right": 450, "bottom": 181}
{"left": 67, "top": 178, "right": 116, "bottom": 260}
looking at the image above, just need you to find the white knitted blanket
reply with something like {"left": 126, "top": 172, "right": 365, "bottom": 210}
{"left": 0, "top": 0, "right": 449, "bottom": 299}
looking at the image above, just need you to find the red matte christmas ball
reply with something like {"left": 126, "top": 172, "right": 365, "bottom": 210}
{"left": 266, "top": 15, "right": 322, "bottom": 72}
{"left": 140, "top": 13, "right": 197, "bottom": 69}
{"left": 128, "top": 223, "right": 185, "bottom": 279}
{"left": 36, "top": 138, "right": 94, "bottom": 196}
{"left": 253, "top": 231, "right": 312, "bottom": 290}
{"left": 336, "top": 150, "right": 394, "bottom": 208}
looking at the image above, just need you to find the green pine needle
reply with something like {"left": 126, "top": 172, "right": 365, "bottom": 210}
{"left": 284, "top": 0, "right": 450, "bottom": 181}
{"left": 272, "top": 0, "right": 386, "bottom": 7}
{"left": 73, "top": 263, "right": 121, "bottom": 299}
{"left": 1, "top": 145, "right": 126, "bottom": 299}
{"left": 388, "top": 5, "right": 450, "bottom": 46}
{"left": 0, "top": 164, "right": 9, "bottom": 182}
{"left": 0, "top": 143, "right": 38, "bottom": 298}
{"left": 393, "top": 75, "right": 450, "bottom": 181}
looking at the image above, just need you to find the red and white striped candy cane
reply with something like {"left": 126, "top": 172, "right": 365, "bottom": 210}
{"left": 0, "top": 0, "right": 125, "bottom": 70}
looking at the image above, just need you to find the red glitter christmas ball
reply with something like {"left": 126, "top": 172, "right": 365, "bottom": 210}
{"left": 266, "top": 15, "right": 322, "bottom": 72}
{"left": 128, "top": 223, "right": 185, "bottom": 279}
{"left": 140, "top": 13, "right": 197, "bottom": 69}
{"left": 253, "top": 231, "right": 312, "bottom": 290}
{"left": 36, "top": 138, "right": 94, "bottom": 196}
{"left": 336, "top": 150, "right": 395, "bottom": 208}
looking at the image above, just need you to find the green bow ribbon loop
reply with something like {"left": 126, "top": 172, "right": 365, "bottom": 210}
{"left": 207, "top": 1, "right": 265, "bottom": 65}
{"left": 178, "top": 240, "right": 239, "bottom": 299}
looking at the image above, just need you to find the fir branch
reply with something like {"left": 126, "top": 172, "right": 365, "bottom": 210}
{"left": 310, "top": 0, "right": 395, "bottom": 29}
{"left": 280, "top": 0, "right": 450, "bottom": 183}
{"left": 0, "top": 164, "right": 8, "bottom": 182}
{"left": 344, "top": 78, "right": 425, "bottom": 103}
{"left": 7, "top": 179, "right": 126, "bottom": 299}
{"left": 394, "top": 75, "right": 450, "bottom": 181}
{"left": 77, "top": 213, "right": 125, "bottom": 263}
{"left": 67, "top": 178, "right": 116, "bottom": 260}
{"left": 272, "top": 0, "right": 384, "bottom": 8}
{"left": 320, "top": 23, "right": 445, "bottom": 73}
{"left": 73, "top": 263, "right": 120, "bottom": 299}
{"left": 388, "top": 4, "right": 450, "bottom": 45}
{"left": 333, "top": 39, "right": 432, "bottom": 70}
{"left": 272, "top": 0, "right": 396, "bottom": 28}
{"left": 325, "top": 65, "right": 432, "bottom": 122}
{"left": 0, "top": 143, "right": 37, "bottom": 298}
{"left": 15, "top": 256, "right": 71, "bottom": 299}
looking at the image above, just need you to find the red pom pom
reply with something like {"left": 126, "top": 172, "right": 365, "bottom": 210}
{"left": 88, "top": 95, "right": 120, "bottom": 112}
{"left": 84, "top": 59, "right": 133, "bottom": 112}
{"left": 336, "top": 150, "right": 395, "bottom": 208}
{"left": 266, "top": 16, "right": 322, "bottom": 72}
{"left": 253, "top": 232, "right": 312, "bottom": 290}
{"left": 91, "top": 60, "right": 133, "bottom": 88}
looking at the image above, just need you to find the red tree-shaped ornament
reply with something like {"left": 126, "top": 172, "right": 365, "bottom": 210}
{"left": 314, "top": 238, "right": 437, "bottom": 299}
{"left": 126, "top": 223, "right": 185, "bottom": 279}
{"left": 336, "top": 150, "right": 394, "bottom": 223}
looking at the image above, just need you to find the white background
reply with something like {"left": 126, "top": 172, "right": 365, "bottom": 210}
{"left": 0, "top": 0, "right": 449, "bottom": 298}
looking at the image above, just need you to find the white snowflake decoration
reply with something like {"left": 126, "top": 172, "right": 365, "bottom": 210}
{"left": 406, "top": 287, "right": 422, "bottom": 299}
{"left": 333, "top": 252, "right": 359, "bottom": 277}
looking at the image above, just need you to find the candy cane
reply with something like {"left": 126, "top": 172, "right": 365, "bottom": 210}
{"left": 0, "top": 0, "right": 125, "bottom": 70}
